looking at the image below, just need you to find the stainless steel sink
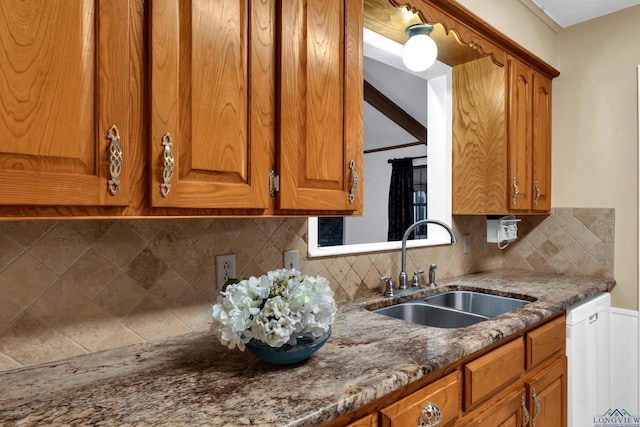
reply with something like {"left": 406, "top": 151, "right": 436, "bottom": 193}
{"left": 373, "top": 303, "right": 489, "bottom": 328}
{"left": 422, "top": 291, "right": 529, "bottom": 317}
{"left": 370, "top": 290, "right": 532, "bottom": 328}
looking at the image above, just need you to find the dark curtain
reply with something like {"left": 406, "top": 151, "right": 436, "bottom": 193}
{"left": 387, "top": 158, "right": 414, "bottom": 241}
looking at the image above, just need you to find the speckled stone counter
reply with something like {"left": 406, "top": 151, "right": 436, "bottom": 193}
{"left": 0, "top": 269, "right": 614, "bottom": 427}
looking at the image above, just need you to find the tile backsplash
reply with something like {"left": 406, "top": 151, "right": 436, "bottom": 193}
{"left": 0, "top": 208, "right": 613, "bottom": 371}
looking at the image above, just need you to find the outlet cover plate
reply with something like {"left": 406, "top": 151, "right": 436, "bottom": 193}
{"left": 284, "top": 250, "right": 299, "bottom": 270}
{"left": 216, "top": 254, "right": 236, "bottom": 289}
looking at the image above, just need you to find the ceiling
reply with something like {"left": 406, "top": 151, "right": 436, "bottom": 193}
{"left": 532, "top": 0, "right": 640, "bottom": 27}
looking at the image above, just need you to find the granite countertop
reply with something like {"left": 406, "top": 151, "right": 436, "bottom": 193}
{"left": 0, "top": 269, "right": 614, "bottom": 427}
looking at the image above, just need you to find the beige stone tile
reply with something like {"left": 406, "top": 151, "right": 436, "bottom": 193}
{"left": 323, "top": 256, "right": 350, "bottom": 284}
{"left": 339, "top": 269, "right": 362, "bottom": 299}
{"left": 172, "top": 243, "right": 211, "bottom": 286}
{"left": 64, "top": 220, "right": 115, "bottom": 243}
{"left": 268, "top": 221, "right": 298, "bottom": 252}
{"left": 0, "top": 352, "right": 21, "bottom": 372}
{"left": 231, "top": 221, "right": 268, "bottom": 259}
{"left": 123, "top": 219, "right": 167, "bottom": 242}
{"left": 149, "top": 269, "right": 191, "bottom": 307}
{"left": 196, "top": 218, "right": 247, "bottom": 251}
{"left": 193, "top": 265, "right": 218, "bottom": 303}
{"left": 175, "top": 218, "right": 212, "bottom": 240}
{"left": 363, "top": 264, "right": 385, "bottom": 291}
{"left": 538, "top": 240, "right": 560, "bottom": 259}
{"left": 60, "top": 249, "right": 117, "bottom": 298}
{"left": 95, "top": 222, "right": 145, "bottom": 268}
{"left": 351, "top": 255, "right": 373, "bottom": 280}
{"left": 29, "top": 224, "right": 91, "bottom": 275}
{"left": 148, "top": 222, "right": 192, "bottom": 266}
{"left": 0, "top": 311, "right": 56, "bottom": 365}
{"left": 126, "top": 248, "right": 169, "bottom": 290}
{"left": 252, "top": 241, "right": 282, "bottom": 273}
{"left": 97, "top": 324, "right": 144, "bottom": 351}
{"left": 0, "top": 254, "right": 57, "bottom": 307}
{"left": 32, "top": 280, "right": 117, "bottom": 352}
{"left": 0, "top": 221, "right": 55, "bottom": 247}
{"left": 31, "top": 331, "right": 87, "bottom": 365}
{"left": 123, "top": 296, "right": 190, "bottom": 340}
{"left": 95, "top": 273, "right": 147, "bottom": 318}
{"left": 254, "top": 218, "right": 284, "bottom": 239}
{"left": 0, "top": 233, "right": 24, "bottom": 272}
{"left": 576, "top": 229, "right": 601, "bottom": 251}
{"left": 0, "top": 294, "right": 22, "bottom": 333}
{"left": 170, "top": 292, "right": 213, "bottom": 331}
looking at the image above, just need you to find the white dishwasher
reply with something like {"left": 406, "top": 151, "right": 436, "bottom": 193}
{"left": 566, "top": 292, "right": 611, "bottom": 427}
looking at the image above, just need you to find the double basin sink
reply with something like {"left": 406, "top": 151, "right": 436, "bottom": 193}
{"left": 369, "top": 290, "right": 533, "bottom": 328}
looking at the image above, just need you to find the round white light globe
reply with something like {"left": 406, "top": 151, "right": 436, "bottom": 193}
{"left": 402, "top": 34, "right": 437, "bottom": 72}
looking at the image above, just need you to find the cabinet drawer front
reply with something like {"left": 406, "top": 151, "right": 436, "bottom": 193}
{"left": 526, "top": 315, "right": 565, "bottom": 370}
{"left": 345, "top": 413, "right": 377, "bottom": 427}
{"left": 380, "top": 371, "right": 460, "bottom": 427}
{"left": 464, "top": 338, "right": 524, "bottom": 410}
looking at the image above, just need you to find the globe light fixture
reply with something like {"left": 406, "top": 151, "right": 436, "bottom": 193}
{"left": 402, "top": 24, "right": 438, "bottom": 72}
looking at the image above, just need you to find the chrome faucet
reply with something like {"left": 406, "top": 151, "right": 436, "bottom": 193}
{"left": 399, "top": 219, "right": 457, "bottom": 289}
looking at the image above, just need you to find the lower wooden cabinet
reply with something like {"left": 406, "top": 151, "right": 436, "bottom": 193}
{"left": 525, "top": 356, "right": 567, "bottom": 427}
{"left": 326, "top": 315, "right": 567, "bottom": 427}
{"left": 380, "top": 371, "right": 460, "bottom": 427}
{"left": 464, "top": 388, "right": 527, "bottom": 427}
{"left": 345, "top": 413, "right": 378, "bottom": 427}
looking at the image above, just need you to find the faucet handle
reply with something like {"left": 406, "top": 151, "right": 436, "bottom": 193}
{"left": 412, "top": 270, "right": 424, "bottom": 287}
{"left": 380, "top": 276, "right": 395, "bottom": 297}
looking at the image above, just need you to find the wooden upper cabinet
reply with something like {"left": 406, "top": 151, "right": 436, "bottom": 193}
{"left": 532, "top": 73, "right": 552, "bottom": 212}
{"left": 507, "top": 56, "right": 552, "bottom": 213}
{"left": 149, "top": 0, "right": 363, "bottom": 213}
{"left": 452, "top": 56, "right": 506, "bottom": 215}
{"left": 277, "top": 0, "right": 363, "bottom": 213}
{"left": 149, "top": 0, "right": 274, "bottom": 209}
{"left": 0, "top": 0, "right": 129, "bottom": 206}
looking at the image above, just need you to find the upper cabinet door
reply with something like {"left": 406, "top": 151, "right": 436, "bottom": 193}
{"left": 0, "top": 0, "right": 129, "bottom": 206}
{"left": 532, "top": 73, "right": 552, "bottom": 212}
{"left": 278, "top": 0, "right": 363, "bottom": 213}
{"left": 149, "top": 0, "right": 274, "bottom": 209}
{"left": 507, "top": 58, "right": 534, "bottom": 211}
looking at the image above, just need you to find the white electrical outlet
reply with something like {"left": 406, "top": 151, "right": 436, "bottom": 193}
{"left": 463, "top": 234, "right": 471, "bottom": 254}
{"left": 216, "top": 254, "right": 236, "bottom": 289}
{"left": 284, "top": 250, "right": 299, "bottom": 270}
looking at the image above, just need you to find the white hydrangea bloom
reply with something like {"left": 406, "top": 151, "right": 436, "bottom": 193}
{"left": 211, "top": 268, "right": 335, "bottom": 350}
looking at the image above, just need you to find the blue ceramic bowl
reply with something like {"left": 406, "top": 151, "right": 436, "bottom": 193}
{"left": 245, "top": 328, "right": 331, "bottom": 365}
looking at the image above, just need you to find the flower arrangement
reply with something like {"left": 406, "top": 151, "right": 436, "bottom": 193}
{"left": 211, "top": 268, "right": 336, "bottom": 350}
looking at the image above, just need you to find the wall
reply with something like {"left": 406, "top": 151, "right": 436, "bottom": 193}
{"left": 553, "top": 6, "right": 640, "bottom": 310}
{"left": 455, "top": 0, "right": 560, "bottom": 68}
{"left": 455, "top": 0, "right": 639, "bottom": 311}
{"left": 0, "top": 208, "right": 614, "bottom": 371}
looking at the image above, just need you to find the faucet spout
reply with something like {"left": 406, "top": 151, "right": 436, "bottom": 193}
{"left": 399, "top": 219, "right": 456, "bottom": 289}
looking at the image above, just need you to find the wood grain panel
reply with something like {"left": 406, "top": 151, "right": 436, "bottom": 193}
{"left": 461, "top": 388, "right": 525, "bottom": 427}
{"left": 149, "top": 0, "right": 273, "bottom": 209}
{"left": 526, "top": 315, "right": 565, "bottom": 370}
{"left": 452, "top": 56, "right": 506, "bottom": 214}
{"left": 526, "top": 357, "right": 567, "bottom": 427}
{"left": 380, "top": 371, "right": 460, "bottom": 427}
{"left": 532, "top": 73, "right": 552, "bottom": 212}
{"left": 278, "top": 0, "right": 363, "bottom": 212}
{"left": 507, "top": 58, "right": 533, "bottom": 211}
{"left": 464, "top": 338, "right": 524, "bottom": 410}
{"left": 0, "top": 0, "right": 129, "bottom": 206}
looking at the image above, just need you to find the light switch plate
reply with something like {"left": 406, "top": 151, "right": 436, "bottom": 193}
{"left": 463, "top": 234, "right": 471, "bottom": 254}
{"left": 284, "top": 250, "right": 299, "bottom": 270}
{"left": 216, "top": 254, "right": 236, "bottom": 289}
